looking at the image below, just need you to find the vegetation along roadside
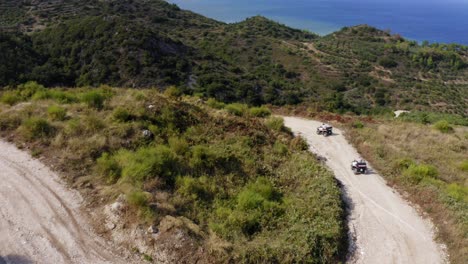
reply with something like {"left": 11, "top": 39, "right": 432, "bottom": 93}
{"left": 0, "top": 82, "right": 348, "bottom": 263}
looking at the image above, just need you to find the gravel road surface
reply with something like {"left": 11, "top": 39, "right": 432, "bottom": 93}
{"left": 0, "top": 140, "right": 134, "bottom": 264}
{"left": 283, "top": 117, "right": 446, "bottom": 264}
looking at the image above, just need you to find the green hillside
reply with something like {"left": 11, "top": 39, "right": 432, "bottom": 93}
{"left": 0, "top": 83, "right": 346, "bottom": 262}
{"left": 0, "top": 0, "right": 467, "bottom": 115}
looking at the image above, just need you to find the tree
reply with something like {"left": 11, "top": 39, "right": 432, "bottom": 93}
{"left": 427, "top": 56, "right": 434, "bottom": 68}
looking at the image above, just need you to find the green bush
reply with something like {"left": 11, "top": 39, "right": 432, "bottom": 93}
{"left": 211, "top": 178, "right": 283, "bottom": 238}
{"left": 127, "top": 190, "right": 150, "bottom": 207}
{"left": 206, "top": 98, "right": 225, "bottom": 109}
{"left": 64, "top": 118, "right": 84, "bottom": 136}
{"left": 116, "top": 146, "right": 177, "bottom": 186}
{"left": 289, "top": 136, "right": 309, "bottom": 151}
{"left": 127, "top": 190, "right": 155, "bottom": 222}
{"left": 0, "top": 91, "right": 21, "bottom": 105}
{"left": 403, "top": 164, "right": 438, "bottom": 183}
{"left": 273, "top": 141, "right": 288, "bottom": 155}
{"left": 164, "top": 86, "right": 182, "bottom": 99}
{"left": 225, "top": 103, "right": 248, "bottom": 116}
{"left": 112, "top": 107, "right": 131, "bottom": 122}
{"left": 352, "top": 121, "right": 364, "bottom": 129}
{"left": 249, "top": 106, "right": 271, "bottom": 117}
{"left": 265, "top": 116, "right": 284, "bottom": 131}
{"left": 459, "top": 160, "right": 468, "bottom": 172}
{"left": 96, "top": 152, "right": 121, "bottom": 183}
{"left": 168, "top": 136, "right": 189, "bottom": 156}
{"left": 433, "top": 120, "right": 454, "bottom": 133}
{"left": 189, "top": 145, "right": 217, "bottom": 172}
{"left": 83, "top": 115, "right": 105, "bottom": 133}
{"left": 176, "top": 175, "right": 215, "bottom": 201}
{"left": 237, "top": 178, "right": 281, "bottom": 210}
{"left": 398, "top": 111, "right": 468, "bottom": 126}
{"left": 0, "top": 114, "right": 21, "bottom": 130}
{"left": 378, "top": 57, "right": 398, "bottom": 68}
{"left": 81, "top": 91, "right": 105, "bottom": 109}
{"left": 20, "top": 117, "right": 54, "bottom": 140}
{"left": 47, "top": 105, "right": 67, "bottom": 121}
{"left": 446, "top": 183, "right": 468, "bottom": 202}
{"left": 33, "top": 90, "right": 77, "bottom": 103}
{"left": 394, "top": 158, "right": 415, "bottom": 171}
{"left": 17, "top": 81, "right": 45, "bottom": 99}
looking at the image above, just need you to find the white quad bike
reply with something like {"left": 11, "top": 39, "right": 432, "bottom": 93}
{"left": 316, "top": 124, "right": 333, "bottom": 137}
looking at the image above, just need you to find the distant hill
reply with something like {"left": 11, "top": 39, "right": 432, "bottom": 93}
{"left": 1, "top": 0, "right": 467, "bottom": 115}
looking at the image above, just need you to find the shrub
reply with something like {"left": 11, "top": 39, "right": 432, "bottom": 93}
{"left": 403, "top": 164, "right": 438, "bottom": 183}
{"left": 378, "top": 57, "right": 398, "bottom": 68}
{"left": 116, "top": 146, "right": 177, "bottom": 186}
{"left": 398, "top": 111, "right": 468, "bottom": 126}
{"left": 265, "top": 116, "right": 284, "bottom": 131}
{"left": 18, "top": 81, "right": 45, "bottom": 98}
{"left": 459, "top": 160, "right": 468, "bottom": 172}
{"left": 176, "top": 175, "right": 215, "bottom": 201}
{"left": 352, "top": 121, "right": 364, "bottom": 129}
{"left": 273, "top": 141, "right": 288, "bottom": 155}
{"left": 33, "top": 90, "right": 77, "bottom": 103}
{"left": 64, "top": 118, "right": 84, "bottom": 136}
{"left": 394, "top": 158, "right": 415, "bottom": 171}
{"left": 211, "top": 178, "right": 283, "bottom": 238}
{"left": 189, "top": 145, "right": 217, "bottom": 172}
{"left": 446, "top": 183, "right": 468, "bottom": 202}
{"left": 83, "top": 115, "right": 105, "bottom": 133}
{"left": 81, "top": 91, "right": 105, "bottom": 109}
{"left": 206, "top": 98, "right": 225, "bottom": 109}
{"left": 0, "top": 114, "right": 21, "bottom": 130}
{"left": 20, "top": 117, "right": 54, "bottom": 140}
{"left": 249, "top": 106, "right": 271, "bottom": 117}
{"left": 96, "top": 152, "right": 121, "bottom": 184}
{"left": 164, "top": 86, "right": 182, "bottom": 99}
{"left": 237, "top": 178, "right": 281, "bottom": 209}
{"left": 433, "top": 120, "right": 454, "bottom": 133}
{"left": 112, "top": 107, "right": 131, "bottom": 122}
{"left": 143, "top": 254, "right": 153, "bottom": 262}
{"left": 168, "top": 136, "right": 189, "bottom": 156}
{"left": 225, "top": 103, "right": 248, "bottom": 116}
{"left": 290, "top": 136, "right": 309, "bottom": 151}
{"left": 127, "top": 190, "right": 151, "bottom": 210}
{"left": 47, "top": 105, "right": 67, "bottom": 121}
{"left": 0, "top": 91, "right": 21, "bottom": 105}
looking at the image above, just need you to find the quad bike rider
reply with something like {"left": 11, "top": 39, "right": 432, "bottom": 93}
{"left": 316, "top": 123, "right": 333, "bottom": 136}
{"left": 351, "top": 159, "right": 367, "bottom": 174}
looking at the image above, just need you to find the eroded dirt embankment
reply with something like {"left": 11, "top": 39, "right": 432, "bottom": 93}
{"left": 0, "top": 140, "right": 136, "bottom": 264}
{"left": 283, "top": 117, "right": 447, "bottom": 264}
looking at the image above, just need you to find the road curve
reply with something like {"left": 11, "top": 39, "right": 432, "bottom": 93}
{"left": 0, "top": 140, "right": 134, "bottom": 264}
{"left": 283, "top": 117, "right": 446, "bottom": 264}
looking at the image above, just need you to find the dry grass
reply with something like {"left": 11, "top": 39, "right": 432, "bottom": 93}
{"left": 345, "top": 120, "right": 468, "bottom": 263}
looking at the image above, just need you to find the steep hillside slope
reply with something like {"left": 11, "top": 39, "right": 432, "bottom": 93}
{"left": 0, "top": 83, "right": 347, "bottom": 262}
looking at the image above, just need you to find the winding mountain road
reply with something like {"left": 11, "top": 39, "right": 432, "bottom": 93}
{"left": 0, "top": 141, "right": 135, "bottom": 264}
{"left": 283, "top": 117, "right": 447, "bottom": 264}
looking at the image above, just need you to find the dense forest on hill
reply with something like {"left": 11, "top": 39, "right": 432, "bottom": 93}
{"left": 0, "top": 0, "right": 467, "bottom": 115}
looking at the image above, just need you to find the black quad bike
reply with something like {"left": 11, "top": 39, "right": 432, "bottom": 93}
{"left": 351, "top": 160, "right": 367, "bottom": 174}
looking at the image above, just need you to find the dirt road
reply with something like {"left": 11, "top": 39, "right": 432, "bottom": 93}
{"left": 0, "top": 140, "right": 135, "bottom": 264}
{"left": 283, "top": 117, "right": 446, "bottom": 264}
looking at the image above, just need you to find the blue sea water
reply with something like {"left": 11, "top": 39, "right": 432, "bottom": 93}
{"left": 167, "top": 0, "right": 468, "bottom": 45}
